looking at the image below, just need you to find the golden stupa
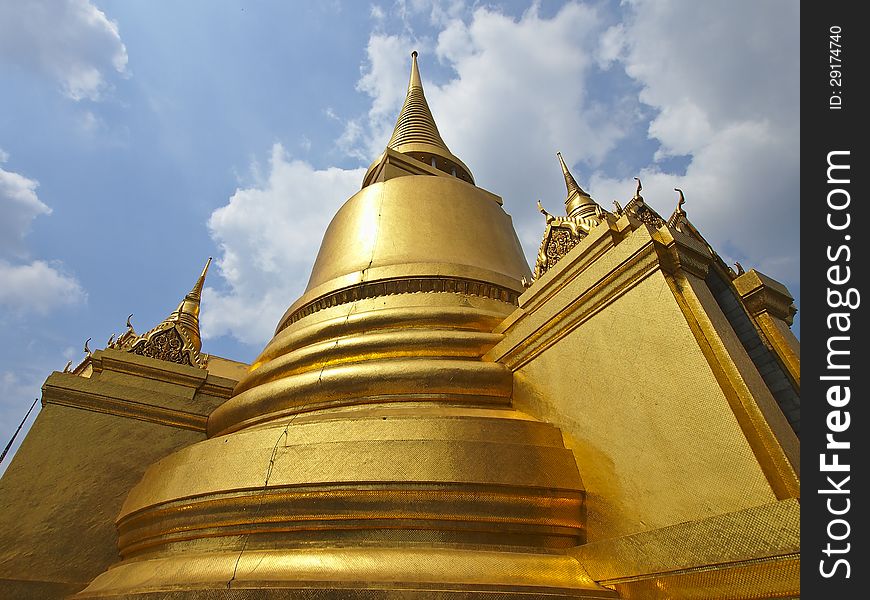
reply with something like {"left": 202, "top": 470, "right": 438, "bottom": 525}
{"left": 0, "top": 53, "right": 800, "bottom": 599}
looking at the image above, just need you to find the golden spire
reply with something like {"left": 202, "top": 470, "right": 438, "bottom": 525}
{"left": 557, "top": 151, "right": 589, "bottom": 198}
{"left": 387, "top": 51, "right": 450, "bottom": 153}
{"left": 364, "top": 51, "right": 474, "bottom": 186}
{"left": 112, "top": 258, "right": 212, "bottom": 368}
{"left": 176, "top": 256, "right": 210, "bottom": 311}
{"left": 166, "top": 256, "right": 210, "bottom": 338}
{"left": 556, "top": 152, "right": 599, "bottom": 218}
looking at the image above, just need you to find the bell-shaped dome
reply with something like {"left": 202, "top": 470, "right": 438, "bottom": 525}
{"left": 76, "top": 52, "right": 609, "bottom": 600}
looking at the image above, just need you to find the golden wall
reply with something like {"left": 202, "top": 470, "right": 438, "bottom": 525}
{"left": 0, "top": 350, "right": 243, "bottom": 599}
{"left": 487, "top": 217, "right": 798, "bottom": 542}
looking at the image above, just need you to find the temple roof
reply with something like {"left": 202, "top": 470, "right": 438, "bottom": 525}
{"left": 109, "top": 258, "right": 212, "bottom": 368}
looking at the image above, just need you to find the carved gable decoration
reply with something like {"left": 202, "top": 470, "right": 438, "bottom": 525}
{"left": 129, "top": 327, "right": 195, "bottom": 367}
{"left": 105, "top": 258, "right": 212, "bottom": 369}
{"left": 534, "top": 224, "right": 581, "bottom": 280}
{"left": 624, "top": 197, "right": 665, "bottom": 228}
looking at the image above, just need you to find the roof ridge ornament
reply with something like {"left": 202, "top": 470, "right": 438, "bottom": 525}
{"left": 668, "top": 188, "right": 688, "bottom": 230}
{"left": 622, "top": 176, "right": 665, "bottom": 228}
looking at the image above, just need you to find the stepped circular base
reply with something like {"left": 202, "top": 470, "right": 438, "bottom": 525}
{"left": 75, "top": 547, "right": 617, "bottom": 599}
{"left": 75, "top": 406, "right": 603, "bottom": 599}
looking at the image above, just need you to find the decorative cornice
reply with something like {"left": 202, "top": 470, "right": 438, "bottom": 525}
{"left": 623, "top": 196, "right": 666, "bottom": 228}
{"left": 198, "top": 377, "right": 238, "bottom": 400}
{"left": 651, "top": 227, "right": 714, "bottom": 279}
{"left": 41, "top": 380, "right": 208, "bottom": 432}
{"left": 532, "top": 206, "right": 609, "bottom": 282}
{"left": 41, "top": 349, "right": 238, "bottom": 430}
{"left": 94, "top": 349, "right": 209, "bottom": 388}
{"left": 520, "top": 218, "right": 623, "bottom": 315}
{"left": 573, "top": 500, "right": 799, "bottom": 599}
{"left": 574, "top": 498, "right": 798, "bottom": 583}
{"left": 733, "top": 270, "right": 798, "bottom": 325}
{"left": 279, "top": 276, "right": 520, "bottom": 332}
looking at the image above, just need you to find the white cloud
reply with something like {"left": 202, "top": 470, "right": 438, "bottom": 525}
{"left": 203, "top": 144, "right": 365, "bottom": 345}
{"left": 596, "top": 23, "right": 625, "bottom": 69}
{"left": 0, "top": 260, "right": 86, "bottom": 313}
{"left": 591, "top": 120, "right": 799, "bottom": 276}
{"left": 356, "top": 33, "right": 416, "bottom": 144}
{"left": 0, "top": 0, "right": 128, "bottom": 101}
{"left": 428, "top": 3, "right": 627, "bottom": 182}
{"left": 370, "top": 4, "right": 386, "bottom": 22}
{"left": 0, "top": 163, "right": 51, "bottom": 255}
{"left": 387, "top": 0, "right": 467, "bottom": 28}
{"left": 0, "top": 157, "right": 86, "bottom": 313}
{"left": 77, "top": 109, "right": 106, "bottom": 134}
{"left": 590, "top": 0, "right": 800, "bottom": 284}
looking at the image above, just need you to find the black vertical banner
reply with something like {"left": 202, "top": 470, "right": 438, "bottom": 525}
{"left": 802, "top": 3, "right": 868, "bottom": 597}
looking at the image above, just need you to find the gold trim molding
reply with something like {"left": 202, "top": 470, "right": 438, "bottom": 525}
{"left": 279, "top": 276, "right": 520, "bottom": 332}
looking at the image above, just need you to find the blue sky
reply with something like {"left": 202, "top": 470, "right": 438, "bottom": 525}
{"left": 0, "top": 0, "right": 799, "bottom": 468}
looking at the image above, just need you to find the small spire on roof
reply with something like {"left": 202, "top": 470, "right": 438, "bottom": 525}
{"left": 556, "top": 152, "right": 600, "bottom": 218}
{"left": 557, "top": 152, "right": 591, "bottom": 200}
{"left": 111, "top": 258, "right": 213, "bottom": 368}
{"left": 187, "top": 256, "right": 211, "bottom": 302}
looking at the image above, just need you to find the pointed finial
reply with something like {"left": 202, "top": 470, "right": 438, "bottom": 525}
{"left": 126, "top": 314, "right": 134, "bottom": 332}
{"left": 84, "top": 338, "right": 92, "bottom": 356}
{"left": 188, "top": 257, "right": 212, "bottom": 301}
{"left": 107, "top": 333, "right": 115, "bottom": 347}
{"left": 63, "top": 360, "right": 72, "bottom": 373}
{"left": 613, "top": 200, "right": 623, "bottom": 214}
{"left": 409, "top": 51, "right": 422, "bottom": 90}
{"left": 634, "top": 177, "right": 642, "bottom": 199}
{"left": 674, "top": 188, "right": 686, "bottom": 216}
{"left": 536, "top": 199, "right": 554, "bottom": 223}
{"left": 735, "top": 261, "right": 745, "bottom": 275}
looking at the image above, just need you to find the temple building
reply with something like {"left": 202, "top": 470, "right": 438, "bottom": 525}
{"left": 0, "top": 52, "right": 799, "bottom": 599}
